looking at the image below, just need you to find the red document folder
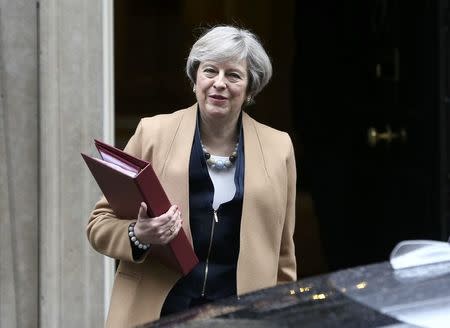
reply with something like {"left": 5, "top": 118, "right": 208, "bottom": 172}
{"left": 81, "top": 139, "right": 198, "bottom": 275}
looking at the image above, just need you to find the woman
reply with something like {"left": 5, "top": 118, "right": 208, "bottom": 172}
{"left": 87, "top": 25, "right": 297, "bottom": 328}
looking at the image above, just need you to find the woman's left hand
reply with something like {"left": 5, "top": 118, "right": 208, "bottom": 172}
{"left": 134, "top": 202, "right": 183, "bottom": 245}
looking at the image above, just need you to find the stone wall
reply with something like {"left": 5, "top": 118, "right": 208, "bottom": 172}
{"left": 0, "top": 1, "right": 107, "bottom": 327}
{"left": 0, "top": 2, "right": 39, "bottom": 327}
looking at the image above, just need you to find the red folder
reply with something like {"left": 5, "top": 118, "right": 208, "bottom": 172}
{"left": 81, "top": 139, "right": 198, "bottom": 275}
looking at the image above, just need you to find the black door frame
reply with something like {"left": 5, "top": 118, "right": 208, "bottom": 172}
{"left": 438, "top": 0, "right": 449, "bottom": 240}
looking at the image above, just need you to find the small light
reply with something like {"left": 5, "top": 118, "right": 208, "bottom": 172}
{"left": 341, "top": 288, "right": 347, "bottom": 293}
{"left": 356, "top": 282, "right": 367, "bottom": 289}
{"left": 299, "top": 286, "right": 311, "bottom": 293}
{"left": 289, "top": 289, "right": 296, "bottom": 295}
{"left": 312, "top": 293, "right": 327, "bottom": 300}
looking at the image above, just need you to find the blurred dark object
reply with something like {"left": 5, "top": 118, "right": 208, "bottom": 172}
{"left": 139, "top": 260, "right": 450, "bottom": 327}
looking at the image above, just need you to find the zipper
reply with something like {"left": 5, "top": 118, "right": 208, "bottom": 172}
{"left": 201, "top": 209, "right": 218, "bottom": 297}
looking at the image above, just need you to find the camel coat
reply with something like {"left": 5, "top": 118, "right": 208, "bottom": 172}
{"left": 86, "top": 105, "right": 297, "bottom": 328}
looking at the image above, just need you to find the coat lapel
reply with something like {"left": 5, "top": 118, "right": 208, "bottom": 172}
{"left": 241, "top": 111, "right": 269, "bottom": 237}
{"left": 160, "top": 104, "right": 197, "bottom": 246}
{"left": 238, "top": 112, "right": 278, "bottom": 294}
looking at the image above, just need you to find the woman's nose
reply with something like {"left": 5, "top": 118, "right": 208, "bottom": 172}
{"left": 213, "top": 72, "right": 226, "bottom": 89}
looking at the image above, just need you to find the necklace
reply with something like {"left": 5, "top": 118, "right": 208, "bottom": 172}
{"left": 201, "top": 142, "right": 238, "bottom": 170}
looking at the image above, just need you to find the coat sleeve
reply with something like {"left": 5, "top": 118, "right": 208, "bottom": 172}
{"left": 277, "top": 137, "right": 297, "bottom": 283}
{"left": 86, "top": 120, "right": 150, "bottom": 263}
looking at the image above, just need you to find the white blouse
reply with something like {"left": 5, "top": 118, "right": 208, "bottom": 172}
{"left": 207, "top": 155, "right": 237, "bottom": 210}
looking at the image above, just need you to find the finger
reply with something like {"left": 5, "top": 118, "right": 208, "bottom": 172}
{"left": 166, "top": 219, "right": 183, "bottom": 243}
{"left": 163, "top": 215, "right": 179, "bottom": 236}
{"left": 169, "top": 218, "right": 182, "bottom": 235}
{"left": 159, "top": 226, "right": 174, "bottom": 244}
{"left": 155, "top": 205, "right": 178, "bottom": 225}
{"left": 161, "top": 229, "right": 175, "bottom": 244}
{"left": 166, "top": 205, "right": 178, "bottom": 218}
{"left": 151, "top": 213, "right": 178, "bottom": 239}
{"left": 160, "top": 209, "right": 181, "bottom": 230}
{"left": 162, "top": 216, "right": 180, "bottom": 237}
{"left": 173, "top": 219, "right": 182, "bottom": 235}
{"left": 137, "top": 202, "right": 149, "bottom": 220}
{"left": 161, "top": 208, "right": 180, "bottom": 229}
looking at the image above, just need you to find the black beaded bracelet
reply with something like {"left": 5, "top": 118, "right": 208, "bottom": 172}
{"left": 128, "top": 222, "right": 150, "bottom": 250}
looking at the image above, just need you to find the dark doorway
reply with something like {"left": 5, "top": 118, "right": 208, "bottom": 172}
{"left": 294, "top": 0, "right": 449, "bottom": 270}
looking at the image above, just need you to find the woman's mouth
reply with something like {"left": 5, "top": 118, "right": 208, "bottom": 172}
{"left": 209, "top": 94, "right": 227, "bottom": 100}
{"left": 209, "top": 94, "right": 228, "bottom": 104}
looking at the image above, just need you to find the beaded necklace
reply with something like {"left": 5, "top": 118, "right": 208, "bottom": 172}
{"left": 201, "top": 142, "right": 238, "bottom": 170}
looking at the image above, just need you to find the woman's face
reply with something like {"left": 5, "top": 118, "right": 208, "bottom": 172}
{"left": 195, "top": 60, "right": 248, "bottom": 122}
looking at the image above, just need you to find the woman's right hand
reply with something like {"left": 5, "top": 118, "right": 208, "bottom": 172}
{"left": 133, "top": 202, "right": 183, "bottom": 245}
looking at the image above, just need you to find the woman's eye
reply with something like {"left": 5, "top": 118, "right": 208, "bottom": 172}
{"left": 204, "top": 68, "right": 216, "bottom": 74}
{"left": 227, "top": 73, "right": 242, "bottom": 82}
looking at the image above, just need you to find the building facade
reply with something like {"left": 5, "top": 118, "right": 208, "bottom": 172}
{"left": 0, "top": 1, "right": 113, "bottom": 327}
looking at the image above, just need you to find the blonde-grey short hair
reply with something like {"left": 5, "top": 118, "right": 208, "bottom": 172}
{"left": 186, "top": 25, "right": 272, "bottom": 99}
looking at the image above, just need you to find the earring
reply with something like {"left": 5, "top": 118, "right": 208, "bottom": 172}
{"left": 246, "top": 95, "right": 253, "bottom": 104}
{"left": 193, "top": 86, "right": 196, "bottom": 93}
